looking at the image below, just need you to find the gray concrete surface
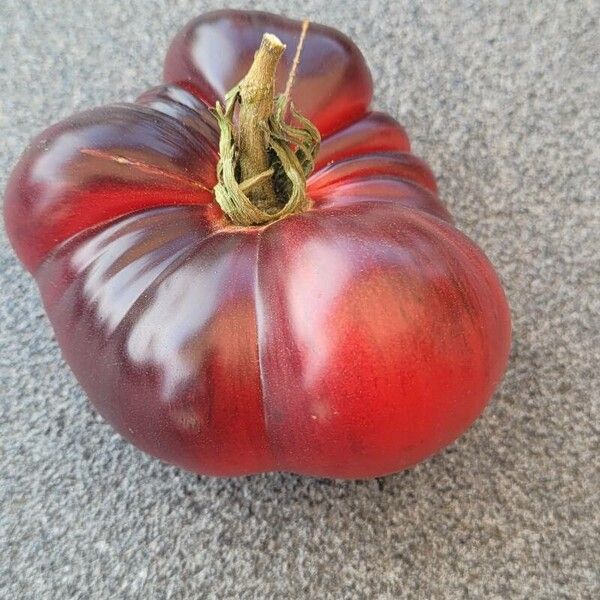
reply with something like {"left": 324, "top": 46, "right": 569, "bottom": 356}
{"left": 1, "top": 1, "right": 598, "bottom": 598}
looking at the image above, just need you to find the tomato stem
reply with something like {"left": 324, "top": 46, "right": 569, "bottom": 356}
{"left": 211, "top": 31, "right": 321, "bottom": 227}
{"left": 237, "top": 34, "right": 285, "bottom": 211}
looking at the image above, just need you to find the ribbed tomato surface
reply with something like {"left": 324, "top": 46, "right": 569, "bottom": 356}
{"left": 4, "top": 10, "right": 511, "bottom": 478}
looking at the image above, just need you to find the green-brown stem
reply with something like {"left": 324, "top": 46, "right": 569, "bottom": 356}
{"left": 238, "top": 33, "right": 285, "bottom": 212}
{"left": 211, "top": 30, "right": 320, "bottom": 227}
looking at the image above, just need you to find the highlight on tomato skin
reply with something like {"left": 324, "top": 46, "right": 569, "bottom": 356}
{"left": 3, "top": 9, "right": 511, "bottom": 479}
{"left": 163, "top": 9, "right": 374, "bottom": 137}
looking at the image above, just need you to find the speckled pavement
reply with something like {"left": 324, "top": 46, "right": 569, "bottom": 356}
{"left": 1, "top": 1, "right": 598, "bottom": 598}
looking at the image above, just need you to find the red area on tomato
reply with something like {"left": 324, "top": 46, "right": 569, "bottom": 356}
{"left": 4, "top": 10, "right": 511, "bottom": 478}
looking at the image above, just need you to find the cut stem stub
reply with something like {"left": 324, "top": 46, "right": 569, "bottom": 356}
{"left": 211, "top": 31, "right": 321, "bottom": 227}
{"left": 237, "top": 34, "right": 285, "bottom": 211}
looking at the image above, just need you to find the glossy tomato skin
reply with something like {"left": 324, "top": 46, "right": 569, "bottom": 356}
{"left": 163, "top": 9, "right": 373, "bottom": 137}
{"left": 4, "top": 10, "right": 511, "bottom": 478}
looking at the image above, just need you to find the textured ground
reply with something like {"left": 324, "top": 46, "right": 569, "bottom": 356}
{"left": 1, "top": 1, "right": 598, "bottom": 598}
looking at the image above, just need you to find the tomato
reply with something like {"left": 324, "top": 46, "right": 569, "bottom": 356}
{"left": 4, "top": 10, "right": 510, "bottom": 478}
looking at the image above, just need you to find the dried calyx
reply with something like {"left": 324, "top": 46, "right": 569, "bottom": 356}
{"left": 212, "top": 28, "right": 320, "bottom": 226}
